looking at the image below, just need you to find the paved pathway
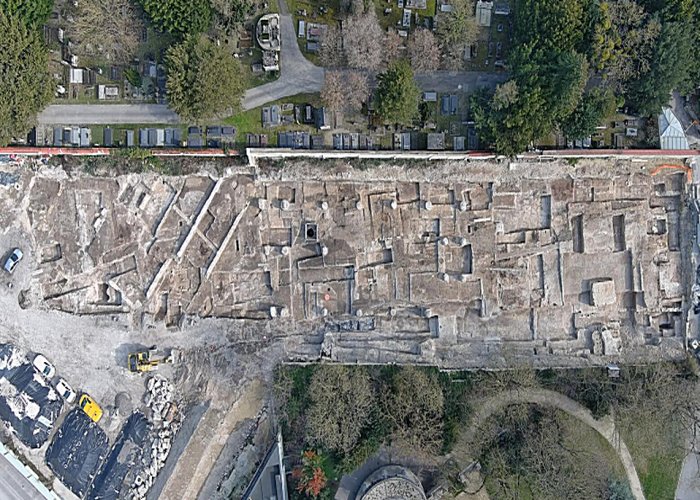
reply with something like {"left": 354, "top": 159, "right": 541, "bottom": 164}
{"left": 242, "top": 0, "right": 324, "bottom": 110}
{"left": 452, "top": 388, "right": 645, "bottom": 500}
{"left": 37, "top": 104, "right": 179, "bottom": 125}
{"left": 414, "top": 71, "right": 507, "bottom": 94}
{"left": 676, "top": 450, "right": 700, "bottom": 500}
{"left": 0, "top": 453, "right": 46, "bottom": 500}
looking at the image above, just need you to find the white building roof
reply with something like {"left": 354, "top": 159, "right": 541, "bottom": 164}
{"left": 659, "top": 107, "right": 689, "bottom": 150}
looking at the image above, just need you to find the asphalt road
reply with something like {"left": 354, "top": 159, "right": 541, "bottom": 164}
{"left": 414, "top": 71, "right": 508, "bottom": 93}
{"left": 242, "top": 0, "right": 324, "bottom": 110}
{"left": 37, "top": 104, "right": 179, "bottom": 125}
{"left": 0, "top": 453, "right": 46, "bottom": 500}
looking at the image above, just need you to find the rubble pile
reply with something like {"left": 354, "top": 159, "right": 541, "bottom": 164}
{"left": 129, "top": 375, "right": 182, "bottom": 500}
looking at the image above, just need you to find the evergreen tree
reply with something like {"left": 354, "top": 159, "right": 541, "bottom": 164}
{"left": 0, "top": 11, "right": 52, "bottom": 146}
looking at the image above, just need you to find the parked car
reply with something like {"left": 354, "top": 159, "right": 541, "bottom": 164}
{"left": 33, "top": 354, "right": 56, "bottom": 379}
{"left": 3, "top": 248, "right": 23, "bottom": 273}
{"left": 79, "top": 394, "right": 103, "bottom": 423}
{"left": 55, "top": 378, "right": 77, "bottom": 404}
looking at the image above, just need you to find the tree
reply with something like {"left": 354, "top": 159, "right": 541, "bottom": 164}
{"left": 607, "top": 479, "right": 635, "bottom": 500}
{"left": 346, "top": 71, "right": 369, "bottom": 112}
{"left": 166, "top": 35, "right": 244, "bottom": 121}
{"left": 590, "top": 0, "right": 660, "bottom": 90}
{"left": 436, "top": 0, "right": 477, "bottom": 69}
{"left": 67, "top": 0, "right": 144, "bottom": 63}
{"left": 0, "top": 0, "right": 53, "bottom": 27}
{"left": 292, "top": 450, "right": 328, "bottom": 499}
{"left": 381, "top": 367, "right": 445, "bottom": 454}
{"left": 140, "top": 0, "right": 212, "bottom": 36}
{"left": 0, "top": 12, "right": 52, "bottom": 146}
{"left": 472, "top": 81, "right": 548, "bottom": 156}
{"left": 319, "top": 24, "right": 344, "bottom": 68}
{"left": 211, "top": 0, "right": 254, "bottom": 32}
{"left": 305, "top": 365, "right": 375, "bottom": 454}
{"left": 514, "top": 0, "right": 588, "bottom": 56}
{"left": 478, "top": 406, "right": 613, "bottom": 500}
{"left": 320, "top": 71, "right": 344, "bottom": 112}
{"left": 343, "top": 9, "right": 384, "bottom": 70}
{"left": 545, "top": 51, "right": 588, "bottom": 121}
{"left": 626, "top": 19, "right": 694, "bottom": 114}
{"left": 471, "top": 49, "right": 587, "bottom": 155}
{"left": 375, "top": 60, "right": 420, "bottom": 126}
{"left": 384, "top": 30, "right": 404, "bottom": 66}
{"left": 561, "top": 88, "right": 617, "bottom": 140}
{"left": 321, "top": 71, "right": 368, "bottom": 114}
{"left": 408, "top": 28, "right": 440, "bottom": 72}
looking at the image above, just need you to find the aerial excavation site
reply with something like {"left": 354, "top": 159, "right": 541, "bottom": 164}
{"left": 21, "top": 157, "right": 692, "bottom": 367}
{"left": 0, "top": 153, "right": 696, "bottom": 500}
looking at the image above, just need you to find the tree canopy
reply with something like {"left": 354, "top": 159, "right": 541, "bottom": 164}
{"left": 68, "top": 0, "right": 144, "bottom": 63}
{"left": 381, "top": 367, "right": 445, "bottom": 454}
{"left": 0, "top": 0, "right": 53, "bottom": 27}
{"left": 514, "top": 0, "right": 589, "bottom": 56}
{"left": 561, "top": 88, "right": 617, "bottom": 140}
{"left": 0, "top": 11, "right": 52, "bottom": 146}
{"left": 589, "top": 0, "right": 660, "bottom": 89}
{"left": 626, "top": 13, "right": 696, "bottom": 114}
{"left": 436, "top": 0, "right": 478, "bottom": 69}
{"left": 305, "top": 365, "right": 375, "bottom": 454}
{"left": 342, "top": 8, "right": 384, "bottom": 70}
{"left": 165, "top": 35, "right": 244, "bottom": 121}
{"left": 408, "top": 28, "right": 440, "bottom": 72}
{"left": 375, "top": 60, "right": 420, "bottom": 127}
{"left": 472, "top": 49, "right": 587, "bottom": 155}
{"left": 140, "top": 0, "right": 213, "bottom": 36}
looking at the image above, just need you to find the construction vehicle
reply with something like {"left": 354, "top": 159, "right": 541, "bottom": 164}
{"left": 127, "top": 346, "right": 181, "bottom": 373}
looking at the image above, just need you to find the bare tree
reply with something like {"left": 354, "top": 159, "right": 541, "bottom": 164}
{"left": 407, "top": 28, "right": 440, "bottom": 72}
{"left": 477, "top": 406, "right": 611, "bottom": 500}
{"left": 67, "top": 0, "right": 144, "bottom": 64}
{"left": 346, "top": 71, "right": 369, "bottom": 112}
{"left": 381, "top": 367, "right": 445, "bottom": 454}
{"left": 349, "top": 0, "right": 365, "bottom": 15}
{"left": 321, "top": 70, "right": 345, "bottom": 112}
{"left": 343, "top": 9, "right": 384, "bottom": 70}
{"left": 319, "top": 24, "right": 345, "bottom": 68}
{"left": 305, "top": 365, "right": 375, "bottom": 454}
{"left": 322, "top": 70, "right": 368, "bottom": 114}
{"left": 384, "top": 30, "right": 404, "bottom": 66}
{"left": 437, "top": 0, "right": 478, "bottom": 69}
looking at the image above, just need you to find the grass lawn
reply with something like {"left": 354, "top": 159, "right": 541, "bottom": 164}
{"left": 619, "top": 406, "right": 685, "bottom": 500}
{"left": 288, "top": 0, "right": 342, "bottom": 63}
{"left": 640, "top": 455, "right": 684, "bottom": 500}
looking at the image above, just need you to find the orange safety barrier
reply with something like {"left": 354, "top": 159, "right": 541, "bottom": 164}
{"left": 650, "top": 164, "right": 692, "bottom": 183}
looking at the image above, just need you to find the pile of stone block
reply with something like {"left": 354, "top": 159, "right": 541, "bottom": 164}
{"left": 129, "top": 375, "right": 182, "bottom": 499}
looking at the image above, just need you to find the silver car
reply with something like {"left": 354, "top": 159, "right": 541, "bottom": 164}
{"left": 4, "top": 248, "right": 23, "bottom": 273}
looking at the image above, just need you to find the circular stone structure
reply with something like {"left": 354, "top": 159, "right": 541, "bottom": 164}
{"left": 355, "top": 465, "right": 426, "bottom": 500}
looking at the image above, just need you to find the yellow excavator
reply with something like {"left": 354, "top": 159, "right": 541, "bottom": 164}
{"left": 127, "top": 346, "right": 181, "bottom": 373}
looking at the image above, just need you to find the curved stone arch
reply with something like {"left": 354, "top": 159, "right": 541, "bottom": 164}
{"left": 452, "top": 388, "right": 645, "bottom": 500}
